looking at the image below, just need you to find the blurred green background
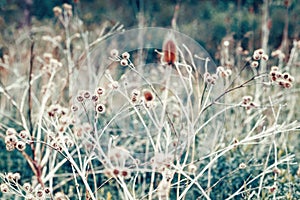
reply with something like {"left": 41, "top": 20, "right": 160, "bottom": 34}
{"left": 0, "top": 0, "right": 299, "bottom": 56}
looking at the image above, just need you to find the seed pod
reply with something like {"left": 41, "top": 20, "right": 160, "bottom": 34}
{"left": 162, "top": 34, "right": 177, "bottom": 65}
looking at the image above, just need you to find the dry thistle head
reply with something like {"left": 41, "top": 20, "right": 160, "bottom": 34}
{"left": 96, "top": 87, "right": 105, "bottom": 96}
{"left": 36, "top": 189, "right": 45, "bottom": 199}
{"left": 23, "top": 182, "right": 32, "bottom": 192}
{"left": 121, "top": 52, "right": 130, "bottom": 59}
{"left": 250, "top": 61, "right": 259, "bottom": 68}
{"left": 96, "top": 103, "right": 106, "bottom": 114}
{"left": 143, "top": 89, "right": 154, "bottom": 102}
{"left": 6, "top": 128, "right": 17, "bottom": 136}
{"left": 120, "top": 59, "right": 129, "bottom": 66}
{"left": 0, "top": 183, "right": 9, "bottom": 193}
{"left": 162, "top": 33, "right": 177, "bottom": 66}
{"left": 19, "top": 130, "right": 30, "bottom": 140}
{"left": 110, "top": 49, "right": 119, "bottom": 58}
{"left": 53, "top": 6, "right": 62, "bottom": 17}
{"left": 16, "top": 141, "right": 26, "bottom": 151}
{"left": 239, "top": 163, "right": 247, "bottom": 169}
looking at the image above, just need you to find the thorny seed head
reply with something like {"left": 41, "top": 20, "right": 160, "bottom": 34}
{"left": 76, "top": 95, "right": 84, "bottom": 103}
{"left": 121, "top": 52, "right": 130, "bottom": 59}
{"left": 16, "top": 141, "right": 26, "bottom": 151}
{"left": 143, "top": 90, "right": 154, "bottom": 102}
{"left": 53, "top": 6, "right": 62, "bottom": 16}
{"left": 91, "top": 95, "right": 99, "bottom": 102}
{"left": 6, "top": 172, "right": 14, "bottom": 180}
{"left": 0, "top": 183, "right": 9, "bottom": 193}
{"left": 36, "top": 189, "right": 45, "bottom": 198}
{"left": 239, "top": 163, "right": 247, "bottom": 169}
{"left": 121, "top": 169, "right": 131, "bottom": 179}
{"left": 6, "top": 144, "right": 15, "bottom": 151}
{"left": 282, "top": 72, "right": 290, "bottom": 80}
{"left": 250, "top": 61, "right": 259, "bottom": 68}
{"left": 6, "top": 128, "right": 17, "bottom": 136}
{"left": 71, "top": 105, "right": 78, "bottom": 112}
{"left": 162, "top": 37, "right": 177, "bottom": 65}
{"left": 12, "top": 172, "right": 21, "bottom": 181}
{"left": 284, "top": 81, "right": 292, "bottom": 88}
{"left": 110, "top": 49, "right": 119, "bottom": 57}
{"left": 242, "top": 96, "right": 252, "bottom": 104}
{"left": 120, "top": 59, "right": 129, "bottom": 66}
{"left": 252, "top": 53, "right": 261, "bottom": 60}
{"left": 44, "top": 187, "right": 51, "bottom": 195}
{"left": 19, "top": 130, "right": 29, "bottom": 140}
{"left": 5, "top": 134, "right": 18, "bottom": 145}
{"left": 254, "top": 48, "right": 264, "bottom": 55}
{"left": 96, "top": 87, "right": 105, "bottom": 96}
{"left": 288, "top": 76, "right": 294, "bottom": 83}
{"left": 96, "top": 103, "right": 106, "bottom": 114}
{"left": 83, "top": 91, "right": 91, "bottom": 99}
{"left": 23, "top": 183, "right": 31, "bottom": 192}
{"left": 113, "top": 168, "right": 120, "bottom": 176}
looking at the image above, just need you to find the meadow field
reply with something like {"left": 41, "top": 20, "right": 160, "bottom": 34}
{"left": 0, "top": 1, "right": 299, "bottom": 199}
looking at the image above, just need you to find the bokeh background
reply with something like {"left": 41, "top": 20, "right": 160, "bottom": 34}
{"left": 0, "top": 0, "right": 299, "bottom": 57}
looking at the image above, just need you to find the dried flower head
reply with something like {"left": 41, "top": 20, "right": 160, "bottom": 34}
{"left": 19, "top": 130, "right": 29, "bottom": 140}
{"left": 121, "top": 52, "right": 130, "bottom": 59}
{"left": 6, "top": 144, "right": 15, "bottom": 151}
{"left": 91, "top": 95, "right": 99, "bottom": 102}
{"left": 36, "top": 189, "right": 45, "bottom": 198}
{"left": 0, "top": 183, "right": 9, "bottom": 193}
{"left": 143, "top": 90, "right": 154, "bottom": 102}
{"left": 53, "top": 6, "right": 62, "bottom": 16}
{"left": 96, "top": 103, "right": 106, "bottom": 114}
{"left": 16, "top": 141, "right": 26, "bottom": 151}
{"left": 162, "top": 35, "right": 177, "bottom": 65}
{"left": 6, "top": 172, "right": 14, "bottom": 180}
{"left": 6, "top": 128, "right": 17, "bottom": 136}
{"left": 76, "top": 95, "right": 84, "bottom": 103}
{"left": 252, "top": 53, "right": 261, "bottom": 60}
{"left": 113, "top": 168, "right": 120, "bottom": 176}
{"left": 5, "top": 134, "right": 18, "bottom": 145}
{"left": 71, "top": 105, "right": 78, "bottom": 112}
{"left": 23, "top": 183, "right": 31, "bottom": 192}
{"left": 83, "top": 91, "right": 91, "bottom": 99}
{"left": 13, "top": 172, "right": 21, "bottom": 181}
{"left": 239, "top": 163, "right": 247, "bottom": 169}
{"left": 44, "top": 187, "right": 51, "bottom": 195}
{"left": 110, "top": 49, "right": 119, "bottom": 57}
{"left": 120, "top": 59, "right": 129, "bottom": 66}
{"left": 121, "top": 169, "right": 131, "bottom": 179}
{"left": 250, "top": 61, "right": 259, "bottom": 68}
{"left": 96, "top": 87, "right": 105, "bottom": 96}
{"left": 254, "top": 48, "right": 264, "bottom": 55}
